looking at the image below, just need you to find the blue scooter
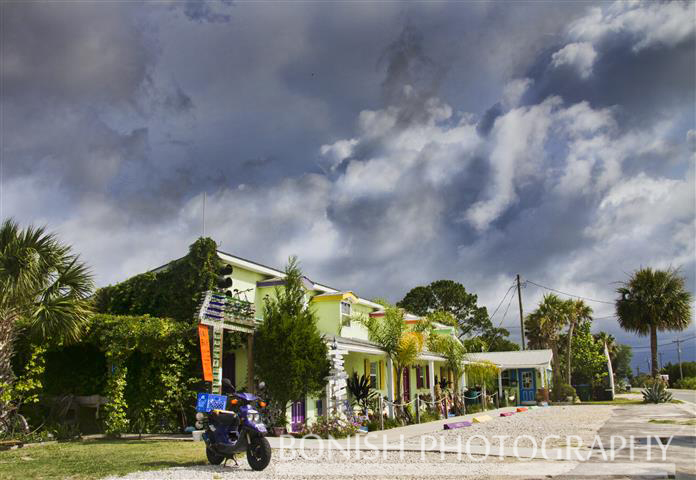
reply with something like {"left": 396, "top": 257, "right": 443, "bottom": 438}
{"left": 197, "top": 379, "right": 272, "bottom": 470}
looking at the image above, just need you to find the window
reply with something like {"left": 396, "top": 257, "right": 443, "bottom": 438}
{"left": 415, "top": 365, "right": 425, "bottom": 389}
{"left": 369, "top": 362, "right": 378, "bottom": 389}
{"left": 501, "top": 370, "right": 511, "bottom": 387}
{"left": 522, "top": 371, "right": 533, "bottom": 389}
{"left": 340, "top": 301, "right": 352, "bottom": 317}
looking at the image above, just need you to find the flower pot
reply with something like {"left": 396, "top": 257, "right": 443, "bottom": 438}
{"left": 272, "top": 427, "right": 287, "bottom": 437}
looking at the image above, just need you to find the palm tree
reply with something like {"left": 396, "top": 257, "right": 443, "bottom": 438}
{"left": 565, "top": 300, "right": 593, "bottom": 384}
{"left": 0, "top": 220, "right": 93, "bottom": 413}
{"left": 358, "top": 305, "right": 426, "bottom": 410}
{"left": 616, "top": 268, "right": 692, "bottom": 377}
{"left": 524, "top": 294, "right": 569, "bottom": 395}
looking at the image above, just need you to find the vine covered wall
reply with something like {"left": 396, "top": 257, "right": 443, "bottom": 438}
{"left": 94, "top": 237, "right": 221, "bottom": 323}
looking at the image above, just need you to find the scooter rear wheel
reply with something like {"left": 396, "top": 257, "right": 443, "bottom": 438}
{"left": 246, "top": 437, "right": 271, "bottom": 471}
{"left": 206, "top": 446, "right": 225, "bottom": 465}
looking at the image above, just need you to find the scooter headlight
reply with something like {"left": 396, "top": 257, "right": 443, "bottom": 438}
{"left": 248, "top": 412, "right": 260, "bottom": 423}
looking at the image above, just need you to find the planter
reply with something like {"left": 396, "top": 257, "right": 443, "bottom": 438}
{"left": 565, "top": 396, "right": 573, "bottom": 403}
{"left": 272, "top": 427, "right": 287, "bottom": 437}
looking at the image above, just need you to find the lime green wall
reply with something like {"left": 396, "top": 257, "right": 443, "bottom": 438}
{"left": 313, "top": 301, "right": 340, "bottom": 335}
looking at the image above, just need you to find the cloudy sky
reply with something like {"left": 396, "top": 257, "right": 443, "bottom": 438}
{"left": 2, "top": 1, "right": 694, "bottom": 369}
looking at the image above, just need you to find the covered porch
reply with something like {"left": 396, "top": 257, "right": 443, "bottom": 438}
{"left": 467, "top": 350, "right": 553, "bottom": 406}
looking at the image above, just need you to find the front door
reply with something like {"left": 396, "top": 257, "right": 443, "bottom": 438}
{"left": 402, "top": 367, "right": 410, "bottom": 402}
{"left": 519, "top": 369, "right": 536, "bottom": 403}
{"left": 291, "top": 399, "right": 305, "bottom": 432}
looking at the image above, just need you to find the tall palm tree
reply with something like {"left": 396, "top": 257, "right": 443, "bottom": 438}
{"left": 525, "top": 294, "right": 570, "bottom": 394}
{"left": 0, "top": 220, "right": 93, "bottom": 411}
{"left": 358, "top": 305, "right": 426, "bottom": 408}
{"left": 565, "top": 300, "right": 593, "bottom": 384}
{"left": 616, "top": 268, "right": 692, "bottom": 377}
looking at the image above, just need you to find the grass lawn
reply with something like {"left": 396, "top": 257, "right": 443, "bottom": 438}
{"left": 0, "top": 439, "right": 206, "bottom": 480}
{"left": 649, "top": 418, "right": 696, "bottom": 426}
{"left": 580, "top": 398, "right": 683, "bottom": 406}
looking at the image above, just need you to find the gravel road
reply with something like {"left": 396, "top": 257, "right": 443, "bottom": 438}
{"left": 105, "top": 406, "right": 614, "bottom": 479}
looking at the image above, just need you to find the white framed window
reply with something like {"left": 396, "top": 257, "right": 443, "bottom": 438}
{"left": 369, "top": 362, "right": 378, "bottom": 389}
{"left": 340, "top": 301, "right": 352, "bottom": 317}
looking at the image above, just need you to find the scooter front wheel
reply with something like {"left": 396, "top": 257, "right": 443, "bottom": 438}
{"left": 206, "top": 446, "right": 225, "bottom": 465}
{"left": 246, "top": 437, "right": 271, "bottom": 471}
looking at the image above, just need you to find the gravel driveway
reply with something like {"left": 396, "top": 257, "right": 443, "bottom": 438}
{"left": 105, "top": 406, "right": 615, "bottom": 479}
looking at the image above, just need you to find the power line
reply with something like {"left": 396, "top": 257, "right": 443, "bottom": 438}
{"left": 488, "top": 282, "right": 517, "bottom": 320}
{"left": 525, "top": 279, "right": 614, "bottom": 305}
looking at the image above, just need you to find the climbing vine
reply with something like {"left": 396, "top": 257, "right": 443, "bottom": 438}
{"left": 94, "top": 237, "right": 221, "bottom": 323}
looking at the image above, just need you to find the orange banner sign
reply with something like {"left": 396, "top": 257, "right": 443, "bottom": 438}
{"left": 198, "top": 324, "right": 213, "bottom": 382}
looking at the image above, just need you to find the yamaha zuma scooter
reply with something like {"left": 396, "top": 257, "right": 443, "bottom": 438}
{"left": 197, "top": 379, "right": 272, "bottom": 470}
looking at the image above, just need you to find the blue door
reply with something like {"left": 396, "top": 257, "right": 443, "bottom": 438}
{"left": 518, "top": 369, "right": 536, "bottom": 403}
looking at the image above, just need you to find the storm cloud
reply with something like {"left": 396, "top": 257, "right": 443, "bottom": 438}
{"left": 1, "top": 1, "right": 694, "bottom": 368}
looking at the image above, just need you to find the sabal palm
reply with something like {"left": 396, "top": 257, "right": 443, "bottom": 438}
{"left": 565, "top": 300, "right": 593, "bottom": 384}
{"left": 616, "top": 268, "right": 692, "bottom": 377}
{"left": 0, "top": 219, "right": 93, "bottom": 404}
{"left": 525, "top": 294, "right": 569, "bottom": 391}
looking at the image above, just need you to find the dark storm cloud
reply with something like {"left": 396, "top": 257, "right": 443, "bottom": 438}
{"left": 2, "top": 1, "right": 694, "bottom": 367}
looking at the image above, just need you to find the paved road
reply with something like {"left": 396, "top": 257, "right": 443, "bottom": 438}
{"left": 669, "top": 389, "right": 696, "bottom": 404}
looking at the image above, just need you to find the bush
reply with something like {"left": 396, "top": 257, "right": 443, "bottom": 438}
{"left": 673, "top": 377, "right": 696, "bottom": 390}
{"left": 366, "top": 416, "right": 400, "bottom": 432}
{"left": 552, "top": 383, "right": 576, "bottom": 402}
{"left": 295, "top": 413, "right": 360, "bottom": 438}
{"left": 642, "top": 378, "right": 673, "bottom": 404}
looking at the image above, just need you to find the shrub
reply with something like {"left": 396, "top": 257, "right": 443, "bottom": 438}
{"left": 366, "top": 416, "right": 400, "bottom": 432}
{"left": 673, "top": 377, "right": 696, "bottom": 390}
{"left": 295, "top": 413, "right": 360, "bottom": 438}
{"left": 642, "top": 378, "right": 673, "bottom": 404}
{"left": 552, "top": 383, "right": 576, "bottom": 402}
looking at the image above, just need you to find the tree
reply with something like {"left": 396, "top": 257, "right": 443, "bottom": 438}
{"left": 358, "top": 304, "right": 426, "bottom": 408}
{"left": 566, "top": 321, "right": 607, "bottom": 388}
{"left": 612, "top": 344, "right": 633, "bottom": 382}
{"left": 524, "top": 294, "right": 569, "bottom": 398}
{"left": 616, "top": 268, "right": 693, "bottom": 377}
{"left": 565, "top": 300, "right": 593, "bottom": 384}
{"left": 0, "top": 220, "right": 93, "bottom": 416}
{"left": 428, "top": 333, "right": 466, "bottom": 397}
{"left": 254, "top": 257, "right": 329, "bottom": 426}
{"left": 397, "top": 280, "right": 508, "bottom": 342}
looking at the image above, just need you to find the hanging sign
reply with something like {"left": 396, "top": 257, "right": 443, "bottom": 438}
{"left": 198, "top": 324, "right": 213, "bottom": 382}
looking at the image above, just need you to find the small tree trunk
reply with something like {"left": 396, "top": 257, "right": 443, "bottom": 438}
{"left": 650, "top": 325, "right": 659, "bottom": 378}
{"left": 566, "top": 322, "right": 575, "bottom": 385}
{"left": 0, "top": 315, "right": 17, "bottom": 416}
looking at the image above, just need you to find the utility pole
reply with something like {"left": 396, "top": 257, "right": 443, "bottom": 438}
{"left": 646, "top": 358, "right": 650, "bottom": 373}
{"left": 658, "top": 352, "right": 664, "bottom": 371}
{"left": 676, "top": 338, "right": 684, "bottom": 381}
{"left": 636, "top": 366, "right": 640, "bottom": 377}
{"left": 516, "top": 274, "right": 526, "bottom": 350}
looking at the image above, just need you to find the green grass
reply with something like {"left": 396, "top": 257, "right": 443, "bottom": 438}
{"left": 579, "top": 398, "right": 683, "bottom": 406}
{"left": 0, "top": 439, "right": 206, "bottom": 480}
{"left": 649, "top": 418, "right": 696, "bottom": 426}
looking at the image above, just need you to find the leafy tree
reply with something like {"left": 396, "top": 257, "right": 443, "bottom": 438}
{"left": 254, "top": 257, "right": 329, "bottom": 427}
{"left": 661, "top": 361, "right": 696, "bottom": 387}
{"left": 0, "top": 220, "right": 93, "bottom": 417}
{"left": 616, "top": 268, "right": 693, "bottom": 377}
{"left": 566, "top": 321, "right": 607, "bottom": 388}
{"left": 428, "top": 334, "right": 466, "bottom": 395}
{"left": 524, "top": 294, "right": 569, "bottom": 398}
{"left": 358, "top": 304, "right": 426, "bottom": 408}
{"left": 612, "top": 344, "right": 633, "bottom": 382}
{"left": 565, "top": 300, "right": 593, "bottom": 384}
{"left": 398, "top": 280, "right": 510, "bottom": 343}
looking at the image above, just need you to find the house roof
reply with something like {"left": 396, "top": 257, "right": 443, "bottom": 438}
{"left": 466, "top": 349, "right": 553, "bottom": 369}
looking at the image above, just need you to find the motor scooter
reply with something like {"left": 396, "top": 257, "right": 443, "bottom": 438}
{"left": 196, "top": 379, "right": 271, "bottom": 470}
